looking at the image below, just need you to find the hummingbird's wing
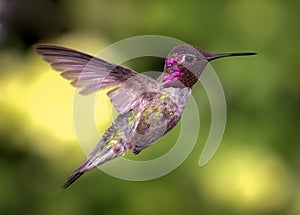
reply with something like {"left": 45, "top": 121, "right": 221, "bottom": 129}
{"left": 34, "top": 44, "right": 159, "bottom": 114}
{"left": 107, "top": 74, "right": 159, "bottom": 114}
{"left": 34, "top": 44, "right": 138, "bottom": 95}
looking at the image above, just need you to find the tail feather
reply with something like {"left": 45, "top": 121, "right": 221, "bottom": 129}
{"left": 61, "top": 141, "right": 126, "bottom": 189}
{"left": 61, "top": 171, "right": 85, "bottom": 189}
{"left": 61, "top": 158, "right": 94, "bottom": 189}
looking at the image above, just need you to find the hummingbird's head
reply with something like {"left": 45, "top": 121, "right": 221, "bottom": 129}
{"left": 161, "top": 45, "right": 256, "bottom": 88}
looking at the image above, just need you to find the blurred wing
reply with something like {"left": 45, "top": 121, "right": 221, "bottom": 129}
{"left": 34, "top": 44, "right": 159, "bottom": 114}
{"left": 107, "top": 74, "right": 159, "bottom": 114}
{"left": 34, "top": 44, "right": 138, "bottom": 95}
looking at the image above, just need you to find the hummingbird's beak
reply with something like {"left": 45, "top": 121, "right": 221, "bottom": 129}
{"left": 206, "top": 52, "right": 257, "bottom": 61}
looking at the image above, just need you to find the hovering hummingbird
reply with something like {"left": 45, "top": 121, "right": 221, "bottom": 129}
{"left": 34, "top": 43, "right": 256, "bottom": 188}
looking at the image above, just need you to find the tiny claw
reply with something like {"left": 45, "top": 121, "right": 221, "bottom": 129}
{"left": 133, "top": 148, "right": 141, "bottom": 155}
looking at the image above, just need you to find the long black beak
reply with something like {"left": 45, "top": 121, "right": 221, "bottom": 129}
{"left": 206, "top": 52, "right": 257, "bottom": 61}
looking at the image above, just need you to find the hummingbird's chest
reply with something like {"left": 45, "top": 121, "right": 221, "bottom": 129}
{"left": 124, "top": 87, "right": 191, "bottom": 149}
{"left": 162, "top": 87, "right": 191, "bottom": 113}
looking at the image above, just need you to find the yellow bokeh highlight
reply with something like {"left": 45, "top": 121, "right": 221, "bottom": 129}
{"left": 0, "top": 32, "right": 115, "bottom": 160}
{"left": 196, "top": 145, "right": 292, "bottom": 213}
{"left": 0, "top": 63, "right": 78, "bottom": 157}
{"left": 25, "top": 69, "right": 75, "bottom": 142}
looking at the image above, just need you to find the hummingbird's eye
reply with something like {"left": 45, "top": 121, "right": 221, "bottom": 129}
{"left": 184, "top": 55, "right": 194, "bottom": 63}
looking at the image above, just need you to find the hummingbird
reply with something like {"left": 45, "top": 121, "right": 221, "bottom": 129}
{"left": 34, "top": 43, "right": 256, "bottom": 188}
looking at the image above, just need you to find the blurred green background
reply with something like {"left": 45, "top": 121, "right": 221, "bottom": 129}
{"left": 0, "top": 0, "right": 299, "bottom": 214}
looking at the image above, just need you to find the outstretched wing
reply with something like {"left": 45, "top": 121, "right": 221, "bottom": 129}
{"left": 34, "top": 44, "right": 138, "bottom": 95}
{"left": 34, "top": 44, "right": 159, "bottom": 114}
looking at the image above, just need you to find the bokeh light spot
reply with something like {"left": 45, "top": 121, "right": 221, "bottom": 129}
{"left": 25, "top": 70, "right": 75, "bottom": 142}
{"left": 196, "top": 145, "right": 292, "bottom": 213}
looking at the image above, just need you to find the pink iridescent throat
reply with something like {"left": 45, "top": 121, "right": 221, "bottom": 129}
{"left": 162, "top": 55, "right": 186, "bottom": 88}
{"left": 166, "top": 55, "right": 181, "bottom": 67}
{"left": 162, "top": 54, "right": 199, "bottom": 88}
{"left": 166, "top": 55, "right": 183, "bottom": 79}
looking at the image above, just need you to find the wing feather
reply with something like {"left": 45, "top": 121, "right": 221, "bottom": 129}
{"left": 34, "top": 44, "right": 159, "bottom": 113}
{"left": 34, "top": 44, "right": 137, "bottom": 95}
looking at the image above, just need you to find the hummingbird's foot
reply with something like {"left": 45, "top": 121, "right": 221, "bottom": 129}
{"left": 133, "top": 148, "right": 141, "bottom": 155}
{"left": 133, "top": 144, "right": 146, "bottom": 154}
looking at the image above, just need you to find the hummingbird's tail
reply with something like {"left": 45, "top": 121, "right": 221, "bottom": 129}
{"left": 61, "top": 140, "right": 126, "bottom": 189}
{"left": 61, "top": 158, "right": 95, "bottom": 189}
{"left": 62, "top": 172, "right": 84, "bottom": 189}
